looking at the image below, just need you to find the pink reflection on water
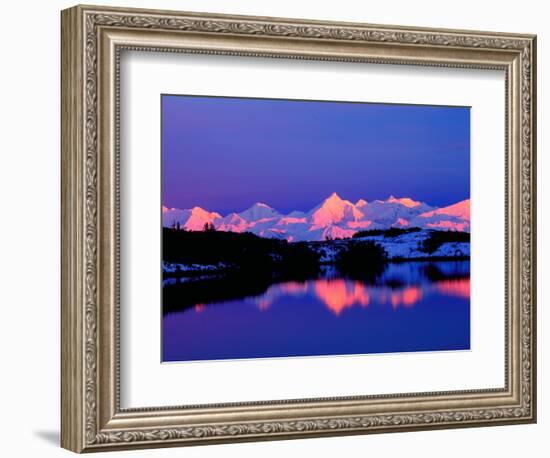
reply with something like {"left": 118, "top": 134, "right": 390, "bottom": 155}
{"left": 280, "top": 282, "right": 309, "bottom": 294}
{"left": 384, "top": 286, "right": 423, "bottom": 309}
{"left": 255, "top": 279, "right": 426, "bottom": 316}
{"left": 254, "top": 281, "right": 309, "bottom": 311}
{"left": 253, "top": 275, "right": 469, "bottom": 316}
{"left": 434, "top": 278, "right": 470, "bottom": 299}
{"left": 257, "top": 298, "right": 272, "bottom": 311}
{"left": 194, "top": 304, "right": 205, "bottom": 313}
{"left": 313, "top": 279, "right": 370, "bottom": 316}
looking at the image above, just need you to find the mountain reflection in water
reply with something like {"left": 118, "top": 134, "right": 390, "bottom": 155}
{"left": 162, "top": 261, "right": 470, "bottom": 362}
{"left": 255, "top": 277, "right": 469, "bottom": 316}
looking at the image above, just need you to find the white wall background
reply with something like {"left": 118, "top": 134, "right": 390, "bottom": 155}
{"left": 0, "top": 1, "right": 546, "bottom": 456}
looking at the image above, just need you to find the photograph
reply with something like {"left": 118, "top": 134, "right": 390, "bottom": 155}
{"left": 161, "top": 95, "right": 471, "bottom": 362}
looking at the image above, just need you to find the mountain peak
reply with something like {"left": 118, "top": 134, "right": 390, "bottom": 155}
{"left": 238, "top": 202, "right": 281, "bottom": 222}
{"left": 413, "top": 199, "right": 470, "bottom": 232}
{"left": 161, "top": 205, "right": 221, "bottom": 231}
{"left": 317, "top": 192, "right": 349, "bottom": 210}
{"left": 310, "top": 192, "right": 362, "bottom": 226}
{"left": 328, "top": 191, "right": 342, "bottom": 200}
{"left": 252, "top": 202, "right": 272, "bottom": 209}
{"left": 420, "top": 199, "right": 470, "bottom": 219}
{"left": 190, "top": 206, "right": 221, "bottom": 218}
{"left": 386, "top": 196, "right": 422, "bottom": 208}
{"left": 355, "top": 198, "right": 368, "bottom": 207}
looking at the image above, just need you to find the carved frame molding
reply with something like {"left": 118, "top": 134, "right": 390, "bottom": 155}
{"left": 61, "top": 5, "right": 536, "bottom": 453}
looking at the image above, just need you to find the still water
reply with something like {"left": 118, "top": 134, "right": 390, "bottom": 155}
{"left": 162, "top": 261, "right": 470, "bottom": 362}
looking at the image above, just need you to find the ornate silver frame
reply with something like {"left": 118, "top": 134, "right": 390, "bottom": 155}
{"left": 61, "top": 4, "right": 537, "bottom": 453}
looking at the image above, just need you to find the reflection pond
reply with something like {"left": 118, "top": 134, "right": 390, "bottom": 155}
{"left": 162, "top": 260, "right": 470, "bottom": 362}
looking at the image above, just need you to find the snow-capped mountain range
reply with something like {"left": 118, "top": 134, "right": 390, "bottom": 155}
{"left": 162, "top": 193, "right": 470, "bottom": 242}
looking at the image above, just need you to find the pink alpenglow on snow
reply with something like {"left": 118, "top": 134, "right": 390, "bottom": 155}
{"left": 162, "top": 206, "right": 222, "bottom": 231}
{"left": 386, "top": 196, "right": 424, "bottom": 208}
{"left": 162, "top": 194, "right": 470, "bottom": 242}
{"left": 419, "top": 199, "right": 470, "bottom": 220}
{"left": 309, "top": 192, "right": 363, "bottom": 227}
{"left": 412, "top": 199, "right": 470, "bottom": 232}
{"left": 237, "top": 202, "right": 281, "bottom": 221}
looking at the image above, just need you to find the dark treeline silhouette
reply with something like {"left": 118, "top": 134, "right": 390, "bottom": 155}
{"left": 203, "top": 222, "right": 216, "bottom": 232}
{"left": 421, "top": 231, "right": 470, "bottom": 254}
{"left": 422, "top": 262, "right": 470, "bottom": 282}
{"left": 163, "top": 271, "right": 273, "bottom": 313}
{"left": 335, "top": 241, "right": 387, "bottom": 281}
{"left": 352, "top": 227, "right": 422, "bottom": 239}
{"left": 163, "top": 228, "right": 319, "bottom": 276}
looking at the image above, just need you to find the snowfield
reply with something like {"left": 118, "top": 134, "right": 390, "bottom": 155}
{"left": 309, "top": 229, "right": 470, "bottom": 262}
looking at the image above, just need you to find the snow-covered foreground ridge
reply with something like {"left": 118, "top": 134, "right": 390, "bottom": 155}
{"left": 162, "top": 193, "right": 470, "bottom": 242}
{"left": 312, "top": 229, "right": 470, "bottom": 262}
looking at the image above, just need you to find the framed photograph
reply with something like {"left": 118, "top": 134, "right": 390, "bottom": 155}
{"left": 61, "top": 4, "right": 537, "bottom": 453}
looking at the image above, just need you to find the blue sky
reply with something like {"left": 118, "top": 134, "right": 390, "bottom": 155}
{"left": 162, "top": 95, "right": 470, "bottom": 214}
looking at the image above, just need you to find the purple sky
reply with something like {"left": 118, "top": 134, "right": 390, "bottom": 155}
{"left": 162, "top": 95, "right": 470, "bottom": 214}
